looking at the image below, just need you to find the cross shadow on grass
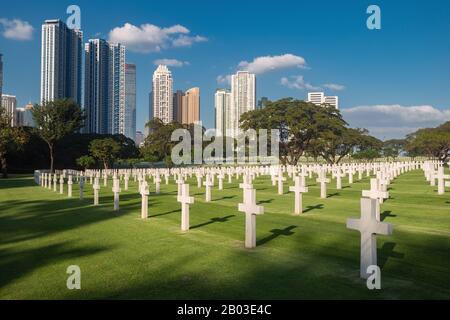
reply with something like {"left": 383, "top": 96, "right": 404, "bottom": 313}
{"left": 259, "top": 199, "right": 274, "bottom": 204}
{"left": 214, "top": 196, "right": 236, "bottom": 201}
{"left": 303, "top": 204, "right": 324, "bottom": 213}
{"left": 327, "top": 192, "right": 340, "bottom": 198}
{"left": 191, "top": 215, "right": 235, "bottom": 230}
{"left": 381, "top": 210, "right": 397, "bottom": 221}
{"left": 257, "top": 225, "right": 297, "bottom": 246}
{"left": 378, "top": 242, "right": 405, "bottom": 269}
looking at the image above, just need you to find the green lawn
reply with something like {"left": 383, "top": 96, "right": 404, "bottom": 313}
{"left": 0, "top": 169, "right": 449, "bottom": 299}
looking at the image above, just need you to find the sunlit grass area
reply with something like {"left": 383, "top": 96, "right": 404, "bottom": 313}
{"left": 0, "top": 169, "right": 449, "bottom": 299}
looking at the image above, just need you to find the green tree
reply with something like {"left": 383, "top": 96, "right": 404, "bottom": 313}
{"left": 352, "top": 148, "right": 381, "bottom": 161}
{"left": 0, "top": 107, "right": 27, "bottom": 178}
{"left": 32, "top": 99, "right": 85, "bottom": 172}
{"left": 240, "top": 98, "right": 346, "bottom": 165}
{"left": 141, "top": 118, "right": 186, "bottom": 166}
{"left": 405, "top": 122, "right": 450, "bottom": 161}
{"left": 89, "top": 138, "right": 121, "bottom": 169}
{"left": 382, "top": 139, "right": 405, "bottom": 160}
{"left": 76, "top": 155, "right": 96, "bottom": 170}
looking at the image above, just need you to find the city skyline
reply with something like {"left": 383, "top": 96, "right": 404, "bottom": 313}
{"left": 1, "top": 1, "right": 450, "bottom": 139}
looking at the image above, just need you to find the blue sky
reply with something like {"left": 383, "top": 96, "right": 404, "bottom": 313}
{"left": 1, "top": 0, "right": 449, "bottom": 139}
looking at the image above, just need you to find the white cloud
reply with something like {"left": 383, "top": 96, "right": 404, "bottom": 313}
{"left": 216, "top": 74, "right": 232, "bottom": 85}
{"left": 281, "top": 76, "right": 346, "bottom": 92}
{"left": 323, "top": 83, "right": 346, "bottom": 91}
{"left": 341, "top": 104, "right": 450, "bottom": 139}
{"left": 280, "top": 75, "right": 321, "bottom": 91}
{"left": 108, "top": 23, "right": 207, "bottom": 53}
{"left": 153, "top": 58, "right": 189, "bottom": 67}
{"left": 238, "top": 54, "right": 307, "bottom": 74}
{"left": 0, "top": 18, "right": 34, "bottom": 40}
{"left": 172, "top": 35, "right": 207, "bottom": 47}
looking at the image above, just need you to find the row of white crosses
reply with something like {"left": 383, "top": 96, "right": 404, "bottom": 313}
{"left": 423, "top": 161, "right": 450, "bottom": 195}
{"left": 38, "top": 161, "right": 426, "bottom": 281}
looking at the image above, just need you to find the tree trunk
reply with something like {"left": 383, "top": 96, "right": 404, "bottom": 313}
{"left": 103, "top": 160, "right": 108, "bottom": 170}
{"left": 48, "top": 143, "right": 54, "bottom": 173}
{"left": 0, "top": 153, "right": 8, "bottom": 179}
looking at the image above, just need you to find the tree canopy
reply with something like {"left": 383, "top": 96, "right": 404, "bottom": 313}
{"left": 32, "top": 99, "right": 85, "bottom": 172}
{"left": 240, "top": 98, "right": 381, "bottom": 165}
{"left": 406, "top": 121, "right": 450, "bottom": 161}
{"left": 0, "top": 107, "right": 27, "bottom": 178}
{"left": 89, "top": 138, "right": 121, "bottom": 170}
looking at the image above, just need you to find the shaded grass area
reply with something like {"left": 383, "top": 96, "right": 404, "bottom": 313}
{"left": 0, "top": 169, "right": 449, "bottom": 299}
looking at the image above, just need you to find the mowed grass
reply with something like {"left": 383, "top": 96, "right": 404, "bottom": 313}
{"left": 0, "top": 169, "right": 449, "bottom": 299}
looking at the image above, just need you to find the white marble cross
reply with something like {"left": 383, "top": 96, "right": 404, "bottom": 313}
{"left": 362, "top": 178, "right": 389, "bottom": 221}
{"left": 59, "top": 175, "right": 64, "bottom": 194}
{"left": 238, "top": 187, "right": 264, "bottom": 249}
{"left": 196, "top": 174, "right": 202, "bottom": 188}
{"left": 67, "top": 175, "right": 73, "bottom": 198}
{"left": 218, "top": 173, "right": 224, "bottom": 190}
{"left": 177, "top": 183, "right": 194, "bottom": 231}
{"left": 155, "top": 174, "right": 161, "bottom": 194}
{"left": 334, "top": 169, "right": 344, "bottom": 190}
{"left": 79, "top": 176, "right": 85, "bottom": 200}
{"left": 53, "top": 174, "right": 57, "bottom": 192}
{"left": 124, "top": 174, "right": 129, "bottom": 191}
{"left": 436, "top": 167, "right": 450, "bottom": 195}
{"left": 93, "top": 178, "right": 100, "bottom": 206}
{"left": 140, "top": 181, "right": 150, "bottom": 219}
{"left": 112, "top": 178, "right": 121, "bottom": 211}
{"left": 103, "top": 173, "right": 108, "bottom": 187}
{"left": 289, "top": 176, "right": 309, "bottom": 215}
{"left": 316, "top": 170, "right": 330, "bottom": 199}
{"left": 203, "top": 175, "right": 213, "bottom": 202}
{"left": 277, "top": 170, "right": 286, "bottom": 195}
{"left": 347, "top": 198, "right": 393, "bottom": 279}
{"left": 176, "top": 176, "right": 185, "bottom": 198}
{"left": 239, "top": 175, "right": 253, "bottom": 204}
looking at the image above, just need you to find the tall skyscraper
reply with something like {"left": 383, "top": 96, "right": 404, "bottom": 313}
{"left": 1, "top": 94, "right": 17, "bottom": 126}
{"left": 173, "top": 90, "right": 184, "bottom": 123}
{"left": 230, "top": 71, "right": 256, "bottom": 137}
{"left": 0, "top": 54, "right": 3, "bottom": 107}
{"left": 84, "top": 39, "right": 110, "bottom": 134}
{"left": 110, "top": 44, "right": 126, "bottom": 135}
{"left": 151, "top": 65, "right": 173, "bottom": 124}
{"left": 124, "top": 63, "right": 136, "bottom": 141}
{"left": 215, "top": 88, "right": 231, "bottom": 137}
{"left": 307, "top": 92, "right": 339, "bottom": 109}
{"left": 40, "top": 19, "right": 82, "bottom": 105}
{"left": 182, "top": 87, "right": 200, "bottom": 124}
{"left": 84, "top": 40, "right": 126, "bottom": 135}
{"left": 16, "top": 102, "right": 35, "bottom": 127}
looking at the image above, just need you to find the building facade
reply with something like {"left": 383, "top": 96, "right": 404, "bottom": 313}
{"left": 182, "top": 87, "right": 200, "bottom": 125}
{"left": 214, "top": 88, "right": 231, "bottom": 137}
{"left": 124, "top": 63, "right": 136, "bottom": 141}
{"left": 84, "top": 39, "right": 110, "bottom": 134}
{"left": 307, "top": 92, "right": 339, "bottom": 109}
{"left": 109, "top": 44, "right": 126, "bottom": 135}
{"left": 84, "top": 40, "right": 127, "bottom": 135}
{"left": 173, "top": 90, "right": 184, "bottom": 123}
{"left": 1, "top": 94, "right": 17, "bottom": 126}
{"left": 40, "top": 19, "right": 82, "bottom": 105}
{"left": 151, "top": 65, "right": 173, "bottom": 124}
{"left": 15, "top": 102, "right": 35, "bottom": 127}
{"left": 230, "top": 71, "right": 256, "bottom": 138}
